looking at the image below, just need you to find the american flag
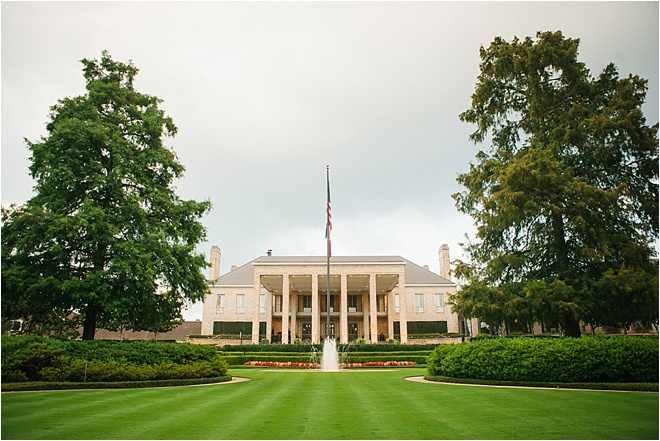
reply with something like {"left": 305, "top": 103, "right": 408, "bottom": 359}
{"left": 325, "top": 165, "right": 332, "bottom": 257}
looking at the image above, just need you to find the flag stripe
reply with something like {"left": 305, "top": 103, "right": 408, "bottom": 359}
{"left": 326, "top": 167, "right": 332, "bottom": 257}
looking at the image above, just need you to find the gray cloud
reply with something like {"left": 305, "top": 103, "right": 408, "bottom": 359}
{"left": 2, "top": 2, "right": 657, "bottom": 319}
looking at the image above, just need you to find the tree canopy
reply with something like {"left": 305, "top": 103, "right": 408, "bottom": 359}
{"left": 1, "top": 52, "right": 211, "bottom": 339}
{"left": 451, "top": 31, "right": 658, "bottom": 336}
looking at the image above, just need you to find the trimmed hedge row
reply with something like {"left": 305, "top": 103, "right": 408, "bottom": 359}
{"left": 222, "top": 354, "right": 427, "bottom": 366}
{"left": 61, "top": 339, "right": 219, "bottom": 365}
{"left": 424, "top": 375, "right": 659, "bottom": 392}
{"left": 223, "top": 354, "right": 314, "bottom": 365}
{"left": 39, "top": 359, "right": 228, "bottom": 382}
{"left": 1, "top": 335, "right": 228, "bottom": 383}
{"left": 220, "top": 343, "right": 438, "bottom": 353}
{"left": 426, "top": 336, "right": 658, "bottom": 383}
{"left": 219, "top": 350, "right": 432, "bottom": 357}
{"left": 1, "top": 376, "right": 232, "bottom": 392}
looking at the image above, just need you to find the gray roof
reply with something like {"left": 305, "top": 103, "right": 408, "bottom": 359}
{"left": 211, "top": 255, "right": 454, "bottom": 287}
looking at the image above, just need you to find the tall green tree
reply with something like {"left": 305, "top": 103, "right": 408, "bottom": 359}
{"left": 452, "top": 31, "right": 658, "bottom": 336}
{"left": 1, "top": 52, "right": 211, "bottom": 340}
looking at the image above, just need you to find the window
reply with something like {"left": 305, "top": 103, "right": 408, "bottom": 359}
{"left": 236, "top": 294, "right": 245, "bottom": 313}
{"left": 435, "top": 293, "right": 445, "bottom": 313}
{"left": 394, "top": 294, "right": 400, "bottom": 313}
{"left": 323, "top": 295, "right": 336, "bottom": 312}
{"left": 216, "top": 294, "right": 225, "bottom": 313}
{"left": 301, "top": 295, "right": 312, "bottom": 312}
{"left": 260, "top": 294, "right": 266, "bottom": 314}
{"left": 415, "top": 293, "right": 424, "bottom": 313}
{"left": 348, "top": 295, "right": 358, "bottom": 312}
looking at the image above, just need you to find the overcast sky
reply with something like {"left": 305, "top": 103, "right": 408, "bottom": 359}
{"left": 2, "top": 1, "right": 658, "bottom": 320}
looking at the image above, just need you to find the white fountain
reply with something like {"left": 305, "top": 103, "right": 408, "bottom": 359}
{"left": 320, "top": 338, "right": 340, "bottom": 371}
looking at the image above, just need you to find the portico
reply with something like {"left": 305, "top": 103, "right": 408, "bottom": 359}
{"left": 251, "top": 257, "right": 408, "bottom": 344}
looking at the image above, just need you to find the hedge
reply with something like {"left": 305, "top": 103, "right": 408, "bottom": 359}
{"left": 38, "top": 358, "right": 228, "bottom": 382}
{"left": 219, "top": 350, "right": 432, "bottom": 357}
{"left": 1, "top": 335, "right": 228, "bottom": 383}
{"left": 220, "top": 343, "right": 438, "bottom": 353}
{"left": 60, "top": 339, "right": 219, "bottom": 365}
{"left": 222, "top": 354, "right": 427, "bottom": 366}
{"left": 423, "top": 375, "right": 659, "bottom": 392}
{"left": 1, "top": 376, "right": 232, "bottom": 392}
{"left": 426, "top": 335, "right": 658, "bottom": 383}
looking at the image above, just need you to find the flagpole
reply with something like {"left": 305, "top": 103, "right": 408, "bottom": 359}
{"left": 326, "top": 164, "right": 331, "bottom": 341}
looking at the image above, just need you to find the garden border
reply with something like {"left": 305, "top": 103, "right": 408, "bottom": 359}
{"left": 1, "top": 375, "right": 236, "bottom": 392}
{"left": 415, "top": 375, "right": 659, "bottom": 392}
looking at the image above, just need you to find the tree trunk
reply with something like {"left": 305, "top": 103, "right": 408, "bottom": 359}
{"left": 551, "top": 211, "right": 570, "bottom": 271}
{"left": 563, "top": 316, "right": 581, "bottom": 337}
{"left": 552, "top": 210, "right": 581, "bottom": 338}
{"left": 82, "top": 304, "right": 97, "bottom": 340}
{"left": 84, "top": 243, "right": 107, "bottom": 341}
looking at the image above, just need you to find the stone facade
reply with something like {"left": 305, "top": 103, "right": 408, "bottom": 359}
{"left": 202, "top": 249, "right": 465, "bottom": 344}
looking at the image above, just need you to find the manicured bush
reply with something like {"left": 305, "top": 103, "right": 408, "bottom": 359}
{"left": 1, "top": 335, "right": 68, "bottom": 381}
{"left": 61, "top": 339, "right": 219, "bottom": 365}
{"left": 222, "top": 353, "right": 427, "bottom": 366}
{"left": 220, "top": 343, "right": 437, "bottom": 353}
{"left": 426, "top": 335, "right": 658, "bottom": 383}
{"left": 222, "top": 354, "right": 315, "bottom": 365}
{"left": 423, "top": 375, "right": 659, "bottom": 392}
{"left": 221, "top": 344, "right": 322, "bottom": 353}
{"left": 39, "top": 358, "right": 228, "bottom": 382}
{"left": 340, "top": 343, "right": 437, "bottom": 352}
{"left": 1, "top": 376, "right": 232, "bottom": 392}
{"left": 1, "top": 335, "right": 228, "bottom": 383}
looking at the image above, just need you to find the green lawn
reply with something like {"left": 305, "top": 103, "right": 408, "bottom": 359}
{"left": 2, "top": 367, "right": 658, "bottom": 439}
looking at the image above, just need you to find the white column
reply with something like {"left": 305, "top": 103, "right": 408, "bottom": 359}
{"left": 398, "top": 272, "right": 408, "bottom": 344}
{"left": 387, "top": 289, "right": 394, "bottom": 340}
{"left": 340, "top": 274, "right": 348, "bottom": 344}
{"left": 282, "top": 275, "right": 290, "bottom": 344}
{"left": 266, "top": 289, "right": 273, "bottom": 343}
{"left": 291, "top": 292, "right": 297, "bottom": 342}
{"left": 312, "top": 274, "right": 320, "bottom": 344}
{"left": 252, "top": 273, "right": 261, "bottom": 343}
{"left": 369, "top": 273, "right": 377, "bottom": 343}
{"left": 362, "top": 294, "right": 369, "bottom": 341}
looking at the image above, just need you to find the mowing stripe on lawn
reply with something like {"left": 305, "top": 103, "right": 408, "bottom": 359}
{"left": 2, "top": 368, "right": 657, "bottom": 439}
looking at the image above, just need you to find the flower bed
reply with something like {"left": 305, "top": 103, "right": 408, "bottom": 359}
{"left": 244, "top": 360, "right": 416, "bottom": 368}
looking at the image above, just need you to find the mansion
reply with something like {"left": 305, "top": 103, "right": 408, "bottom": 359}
{"left": 201, "top": 245, "right": 474, "bottom": 344}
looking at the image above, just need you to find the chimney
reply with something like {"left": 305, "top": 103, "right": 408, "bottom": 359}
{"left": 267, "top": 249, "right": 272, "bottom": 256}
{"left": 423, "top": 265, "right": 429, "bottom": 271}
{"left": 438, "top": 244, "right": 451, "bottom": 280}
{"left": 209, "top": 246, "right": 221, "bottom": 281}
{"left": 230, "top": 265, "right": 238, "bottom": 272}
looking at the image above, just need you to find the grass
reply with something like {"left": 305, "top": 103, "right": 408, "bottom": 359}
{"left": 2, "top": 367, "right": 658, "bottom": 439}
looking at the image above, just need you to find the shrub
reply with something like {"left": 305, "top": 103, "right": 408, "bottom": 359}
{"left": 2, "top": 335, "right": 228, "bottom": 383}
{"left": 220, "top": 343, "right": 438, "bottom": 353}
{"left": 62, "top": 340, "right": 218, "bottom": 365}
{"left": 426, "top": 335, "right": 658, "bottom": 383}
{"left": 2, "top": 376, "right": 232, "bottom": 392}
{"left": 39, "top": 358, "right": 228, "bottom": 383}
{"left": 1, "top": 335, "right": 67, "bottom": 382}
